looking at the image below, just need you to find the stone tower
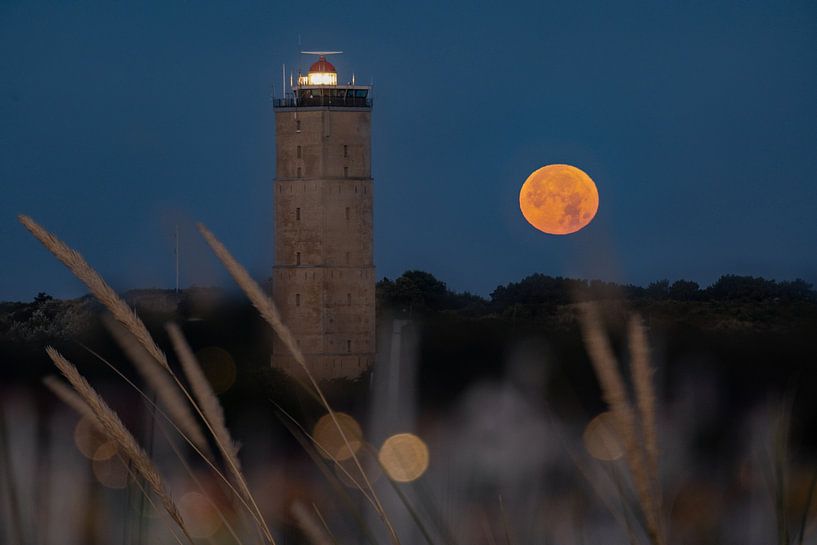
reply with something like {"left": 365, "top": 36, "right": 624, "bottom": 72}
{"left": 271, "top": 54, "right": 375, "bottom": 380}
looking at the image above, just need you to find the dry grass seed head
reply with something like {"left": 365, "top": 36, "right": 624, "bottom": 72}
{"left": 166, "top": 323, "right": 242, "bottom": 473}
{"left": 45, "top": 347, "right": 191, "bottom": 541}
{"left": 579, "top": 303, "right": 663, "bottom": 545}
{"left": 18, "top": 215, "right": 171, "bottom": 372}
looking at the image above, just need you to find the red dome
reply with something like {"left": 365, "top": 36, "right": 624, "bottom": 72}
{"left": 309, "top": 56, "right": 336, "bottom": 73}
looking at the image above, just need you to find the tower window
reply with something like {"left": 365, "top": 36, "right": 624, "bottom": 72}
{"left": 347, "top": 293, "right": 352, "bottom": 305}
{"left": 296, "top": 167, "right": 301, "bottom": 178}
{"left": 347, "top": 340, "right": 351, "bottom": 353}
{"left": 296, "top": 252, "right": 301, "bottom": 265}
{"left": 344, "top": 166, "right": 348, "bottom": 178}
{"left": 343, "top": 145, "right": 348, "bottom": 158}
{"left": 345, "top": 207, "right": 350, "bottom": 220}
{"left": 295, "top": 119, "right": 301, "bottom": 131}
{"left": 295, "top": 293, "right": 301, "bottom": 306}
{"left": 296, "top": 207, "right": 300, "bottom": 221}
{"left": 297, "top": 145, "right": 302, "bottom": 158}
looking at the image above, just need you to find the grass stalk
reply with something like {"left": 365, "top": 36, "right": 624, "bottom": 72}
{"left": 311, "top": 503, "right": 340, "bottom": 545}
{"left": 45, "top": 347, "right": 194, "bottom": 544}
{"left": 79, "top": 343, "right": 270, "bottom": 540}
{"left": 0, "top": 401, "right": 26, "bottom": 545}
{"left": 166, "top": 323, "right": 242, "bottom": 474}
{"left": 105, "top": 317, "right": 209, "bottom": 454}
{"left": 197, "top": 222, "right": 400, "bottom": 545}
{"left": 292, "top": 501, "right": 333, "bottom": 545}
{"left": 18, "top": 215, "right": 273, "bottom": 544}
{"left": 579, "top": 303, "right": 662, "bottom": 545}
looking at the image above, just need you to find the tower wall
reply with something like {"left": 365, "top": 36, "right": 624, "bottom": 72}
{"left": 272, "top": 108, "right": 375, "bottom": 379}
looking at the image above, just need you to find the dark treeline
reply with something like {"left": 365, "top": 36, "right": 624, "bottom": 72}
{"left": 2, "top": 272, "right": 815, "bottom": 345}
{"left": 377, "top": 270, "right": 817, "bottom": 318}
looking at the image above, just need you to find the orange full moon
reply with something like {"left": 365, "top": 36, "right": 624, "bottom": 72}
{"left": 519, "top": 164, "right": 599, "bottom": 235}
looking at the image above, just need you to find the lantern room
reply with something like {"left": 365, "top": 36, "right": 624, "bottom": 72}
{"left": 300, "top": 55, "right": 338, "bottom": 86}
{"left": 275, "top": 52, "right": 372, "bottom": 110}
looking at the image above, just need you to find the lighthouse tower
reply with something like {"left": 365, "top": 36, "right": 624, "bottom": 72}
{"left": 271, "top": 54, "right": 375, "bottom": 380}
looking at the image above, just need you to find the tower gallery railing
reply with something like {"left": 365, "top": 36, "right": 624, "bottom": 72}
{"left": 273, "top": 97, "right": 373, "bottom": 108}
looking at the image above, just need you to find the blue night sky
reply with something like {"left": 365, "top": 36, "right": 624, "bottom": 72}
{"left": 2, "top": 1, "right": 816, "bottom": 301}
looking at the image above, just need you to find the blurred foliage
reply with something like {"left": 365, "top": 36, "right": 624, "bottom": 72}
{"left": 2, "top": 272, "right": 817, "bottom": 450}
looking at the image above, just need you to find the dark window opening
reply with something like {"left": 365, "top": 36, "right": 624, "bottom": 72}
{"left": 296, "top": 207, "right": 301, "bottom": 220}
{"left": 297, "top": 145, "right": 302, "bottom": 158}
{"left": 295, "top": 293, "right": 300, "bottom": 306}
{"left": 344, "top": 166, "right": 349, "bottom": 178}
{"left": 343, "top": 145, "right": 348, "bottom": 157}
{"left": 296, "top": 252, "right": 301, "bottom": 265}
{"left": 346, "top": 340, "right": 351, "bottom": 352}
{"left": 296, "top": 167, "right": 301, "bottom": 178}
{"left": 295, "top": 119, "right": 301, "bottom": 131}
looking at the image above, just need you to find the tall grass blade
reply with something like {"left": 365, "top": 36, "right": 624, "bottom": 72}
{"left": 45, "top": 347, "right": 193, "bottom": 544}
{"left": 796, "top": 470, "right": 817, "bottom": 545}
{"left": 105, "top": 317, "right": 209, "bottom": 454}
{"left": 311, "top": 503, "right": 340, "bottom": 545}
{"left": 628, "top": 315, "right": 662, "bottom": 535}
{"left": 0, "top": 401, "right": 26, "bottom": 545}
{"left": 292, "top": 501, "right": 333, "bottom": 545}
{"left": 78, "top": 343, "right": 271, "bottom": 542}
{"left": 165, "top": 323, "right": 241, "bottom": 472}
{"left": 579, "top": 304, "right": 662, "bottom": 545}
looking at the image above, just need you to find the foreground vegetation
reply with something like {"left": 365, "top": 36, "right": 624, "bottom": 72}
{"left": 2, "top": 218, "right": 816, "bottom": 544}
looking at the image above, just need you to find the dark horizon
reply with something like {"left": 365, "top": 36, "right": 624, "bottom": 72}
{"left": 3, "top": 262, "right": 813, "bottom": 305}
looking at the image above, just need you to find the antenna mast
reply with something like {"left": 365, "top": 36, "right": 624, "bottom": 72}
{"left": 175, "top": 225, "right": 180, "bottom": 293}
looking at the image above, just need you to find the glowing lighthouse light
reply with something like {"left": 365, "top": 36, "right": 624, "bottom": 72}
{"left": 301, "top": 54, "right": 338, "bottom": 86}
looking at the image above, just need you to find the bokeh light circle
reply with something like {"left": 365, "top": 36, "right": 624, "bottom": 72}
{"left": 179, "top": 491, "right": 222, "bottom": 538}
{"left": 195, "top": 346, "right": 237, "bottom": 394}
{"left": 378, "top": 433, "right": 429, "bottom": 483}
{"left": 74, "top": 416, "right": 116, "bottom": 460}
{"left": 312, "top": 412, "right": 363, "bottom": 461}
{"left": 583, "top": 411, "right": 624, "bottom": 461}
{"left": 92, "top": 456, "right": 129, "bottom": 489}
